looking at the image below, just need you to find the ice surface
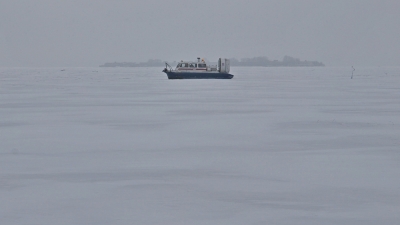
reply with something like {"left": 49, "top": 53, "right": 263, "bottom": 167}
{"left": 1, "top": 67, "right": 400, "bottom": 225}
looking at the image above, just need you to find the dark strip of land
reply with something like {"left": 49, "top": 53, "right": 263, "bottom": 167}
{"left": 100, "top": 56, "right": 324, "bottom": 67}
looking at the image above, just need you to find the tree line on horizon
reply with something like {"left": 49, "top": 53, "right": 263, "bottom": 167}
{"left": 99, "top": 56, "right": 324, "bottom": 67}
{"left": 229, "top": 56, "right": 324, "bottom": 67}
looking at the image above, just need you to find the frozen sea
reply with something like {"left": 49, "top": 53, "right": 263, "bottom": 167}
{"left": 1, "top": 66, "right": 400, "bottom": 225}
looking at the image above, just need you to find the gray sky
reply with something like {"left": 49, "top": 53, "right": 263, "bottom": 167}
{"left": 1, "top": 0, "right": 399, "bottom": 67}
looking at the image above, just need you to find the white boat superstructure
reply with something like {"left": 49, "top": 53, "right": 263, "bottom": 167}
{"left": 162, "top": 57, "right": 233, "bottom": 79}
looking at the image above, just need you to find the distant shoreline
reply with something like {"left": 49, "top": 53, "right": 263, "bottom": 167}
{"left": 100, "top": 56, "right": 325, "bottom": 68}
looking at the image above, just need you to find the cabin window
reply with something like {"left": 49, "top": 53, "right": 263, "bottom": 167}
{"left": 198, "top": 64, "right": 206, "bottom": 68}
{"left": 177, "top": 63, "right": 188, "bottom": 68}
{"left": 189, "top": 63, "right": 197, "bottom": 68}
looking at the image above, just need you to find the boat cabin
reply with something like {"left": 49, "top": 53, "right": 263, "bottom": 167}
{"left": 175, "top": 57, "right": 217, "bottom": 71}
{"left": 176, "top": 62, "right": 207, "bottom": 70}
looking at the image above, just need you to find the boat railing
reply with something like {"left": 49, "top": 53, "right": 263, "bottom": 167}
{"left": 163, "top": 62, "right": 173, "bottom": 72}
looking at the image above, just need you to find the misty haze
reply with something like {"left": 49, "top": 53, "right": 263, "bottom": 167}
{"left": 1, "top": 1, "right": 400, "bottom": 225}
{"left": 1, "top": 0, "right": 399, "bottom": 67}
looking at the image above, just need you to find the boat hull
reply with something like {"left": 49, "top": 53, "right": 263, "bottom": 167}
{"left": 164, "top": 71, "right": 233, "bottom": 79}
